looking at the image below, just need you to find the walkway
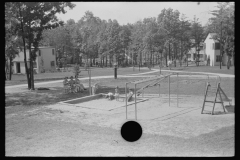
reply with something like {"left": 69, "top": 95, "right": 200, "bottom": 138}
{"left": 5, "top": 68, "right": 234, "bottom": 93}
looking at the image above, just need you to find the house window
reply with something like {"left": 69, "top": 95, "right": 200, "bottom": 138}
{"left": 51, "top": 61, "right": 55, "bottom": 67}
{"left": 216, "top": 55, "right": 221, "bottom": 62}
{"left": 39, "top": 50, "right": 41, "bottom": 56}
{"left": 52, "top": 49, "right": 55, "bottom": 55}
{"left": 188, "top": 54, "right": 191, "bottom": 58}
{"left": 215, "top": 43, "right": 220, "bottom": 50}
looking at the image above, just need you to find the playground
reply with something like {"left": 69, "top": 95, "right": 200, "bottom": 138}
{"left": 5, "top": 69, "right": 235, "bottom": 156}
{"left": 45, "top": 72, "right": 234, "bottom": 138}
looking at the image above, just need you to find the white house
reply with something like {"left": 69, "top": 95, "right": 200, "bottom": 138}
{"left": 187, "top": 39, "right": 206, "bottom": 62}
{"left": 12, "top": 46, "right": 56, "bottom": 74}
{"left": 203, "top": 33, "right": 233, "bottom": 66}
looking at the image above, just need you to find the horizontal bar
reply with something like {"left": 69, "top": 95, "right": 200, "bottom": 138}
{"left": 205, "top": 101, "right": 223, "bottom": 103}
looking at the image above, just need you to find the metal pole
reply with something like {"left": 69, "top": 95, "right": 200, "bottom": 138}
{"left": 126, "top": 83, "right": 127, "bottom": 119}
{"left": 135, "top": 84, "right": 137, "bottom": 120}
{"left": 159, "top": 84, "right": 160, "bottom": 97}
{"left": 177, "top": 73, "right": 179, "bottom": 107}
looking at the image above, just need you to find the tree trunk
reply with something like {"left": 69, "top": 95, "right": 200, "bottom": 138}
{"left": 19, "top": 5, "right": 31, "bottom": 89}
{"left": 110, "top": 55, "right": 112, "bottom": 67}
{"left": 233, "top": 53, "right": 235, "bottom": 67}
{"left": 168, "top": 43, "right": 171, "bottom": 66}
{"left": 90, "top": 57, "right": 92, "bottom": 67}
{"left": 125, "top": 48, "right": 128, "bottom": 66}
{"left": 5, "top": 59, "right": 9, "bottom": 80}
{"left": 29, "top": 43, "right": 34, "bottom": 90}
{"left": 180, "top": 40, "right": 182, "bottom": 67}
{"left": 106, "top": 55, "right": 108, "bottom": 67}
{"left": 174, "top": 44, "right": 176, "bottom": 67}
{"left": 102, "top": 56, "right": 104, "bottom": 67}
{"left": 227, "top": 55, "right": 231, "bottom": 69}
{"left": 5, "top": 64, "right": 7, "bottom": 80}
{"left": 63, "top": 46, "right": 65, "bottom": 69}
{"left": 140, "top": 51, "right": 142, "bottom": 67}
{"left": 165, "top": 48, "right": 168, "bottom": 67}
{"left": 9, "top": 58, "right": 12, "bottom": 80}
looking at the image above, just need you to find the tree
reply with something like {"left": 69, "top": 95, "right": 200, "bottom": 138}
{"left": 119, "top": 24, "right": 131, "bottom": 66}
{"left": 105, "top": 19, "right": 121, "bottom": 67}
{"left": 157, "top": 8, "right": 181, "bottom": 66}
{"left": 190, "top": 16, "right": 204, "bottom": 66}
{"left": 130, "top": 21, "right": 145, "bottom": 67}
{"left": 9, "top": 2, "right": 75, "bottom": 90}
{"left": 209, "top": 2, "right": 234, "bottom": 69}
{"left": 142, "top": 17, "right": 159, "bottom": 66}
{"left": 5, "top": 2, "right": 22, "bottom": 80}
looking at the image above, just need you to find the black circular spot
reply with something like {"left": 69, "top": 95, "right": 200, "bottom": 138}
{"left": 121, "top": 121, "right": 142, "bottom": 142}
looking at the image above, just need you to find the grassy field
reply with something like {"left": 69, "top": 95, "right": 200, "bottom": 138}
{"left": 5, "top": 76, "right": 234, "bottom": 108}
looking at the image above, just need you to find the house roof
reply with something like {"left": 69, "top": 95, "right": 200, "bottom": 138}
{"left": 204, "top": 33, "right": 219, "bottom": 43}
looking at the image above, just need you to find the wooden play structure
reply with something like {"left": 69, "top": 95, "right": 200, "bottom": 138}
{"left": 202, "top": 75, "right": 232, "bottom": 115}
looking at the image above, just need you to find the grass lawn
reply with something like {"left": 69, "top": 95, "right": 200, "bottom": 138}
{"left": 5, "top": 76, "right": 234, "bottom": 108}
{"left": 5, "top": 67, "right": 151, "bottom": 86}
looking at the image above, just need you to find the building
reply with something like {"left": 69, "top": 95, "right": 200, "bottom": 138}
{"left": 203, "top": 33, "right": 233, "bottom": 66}
{"left": 187, "top": 39, "right": 206, "bottom": 62}
{"left": 12, "top": 46, "right": 56, "bottom": 74}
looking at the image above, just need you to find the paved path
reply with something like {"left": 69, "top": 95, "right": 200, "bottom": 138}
{"left": 5, "top": 69, "right": 234, "bottom": 91}
{"left": 160, "top": 69, "right": 235, "bottom": 78}
{"left": 5, "top": 69, "right": 159, "bottom": 89}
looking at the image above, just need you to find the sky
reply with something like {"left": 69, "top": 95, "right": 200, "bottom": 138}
{"left": 56, "top": 2, "right": 219, "bottom": 26}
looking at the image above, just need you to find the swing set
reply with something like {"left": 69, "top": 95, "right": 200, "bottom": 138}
{"left": 124, "top": 72, "right": 232, "bottom": 120}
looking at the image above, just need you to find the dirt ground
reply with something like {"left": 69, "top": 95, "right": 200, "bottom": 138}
{"left": 5, "top": 72, "right": 235, "bottom": 157}
{"left": 5, "top": 93, "right": 235, "bottom": 157}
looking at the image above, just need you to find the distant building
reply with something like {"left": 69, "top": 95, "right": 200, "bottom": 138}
{"left": 12, "top": 46, "right": 56, "bottom": 74}
{"left": 203, "top": 33, "right": 233, "bottom": 66}
{"left": 187, "top": 39, "right": 206, "bottom": 62}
